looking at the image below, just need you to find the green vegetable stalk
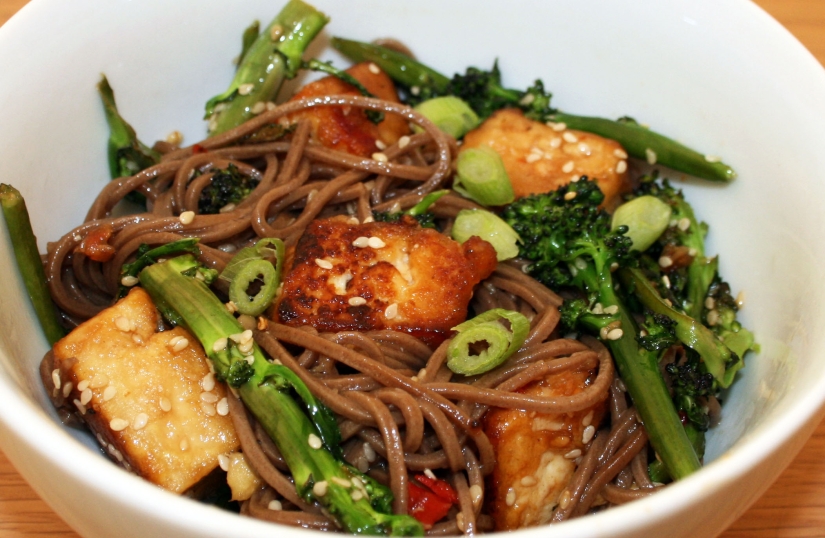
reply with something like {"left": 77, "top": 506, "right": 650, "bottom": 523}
{"left": 205, "top": 0, "right": 329, "bottom": 135}
{"left": 139, "top": 253, "right": 423, "bottom": 535}
{"left": 331, "top": 38, "right": 735, "bottom": 182}
{"left": 0, "top": 184, "right": 65, "bottom": 345}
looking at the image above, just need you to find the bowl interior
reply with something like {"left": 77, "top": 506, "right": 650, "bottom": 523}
{"left": 2, "top": 0, "right": 825, "bottom": 536}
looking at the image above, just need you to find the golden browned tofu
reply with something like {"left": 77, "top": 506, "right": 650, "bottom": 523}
{"left": 484, "top": 367, "right": 607, "bottom": 530}
{"left": 50, "top": 288, "right": 239, "bottom": 494}
{"left": 276, "top": 215, "right": 498, "bottom": 346}
{"left": 284, "top": 62, "right": 410, "bottom": 156}
{"left": 461, "top": 109, "right": 629, "bottom": 207}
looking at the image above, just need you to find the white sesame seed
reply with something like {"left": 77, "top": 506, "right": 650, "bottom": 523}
{"left": 559, "top": 489, "right": 572, "bottom": 510}
{"left": 456, "top": 512, "right": 465, "bottom": 532}
{"left": 603, "top": 305, "right": 619, "bottom": 315}
{"left": 352, "top": 236, "right": 370, "bottom": 248}
{"left": 582, "top": 424, "right": 596, "bottom": 444}
{"left": 645, "top": 148, "right": 658, "bottom": 165}
{"left": 366, "top": 62, "right": 381, "bottom": 74}
{"left": 218, "top": 454, "right": 230, "bottom": 471}
{"left": 251, "top": 101, "right": 266, "bottom": 115}
{"left": 120, "top": 275, "right": 139, "bottom": 287}
{"left": 351, "top": 489, "right": 364, "bottom": 501}
{"left": 678, "top": 217, "right": 691, "bottom": 231}
{"left": 73, "top": 399, "right": 87, "bottom": 415}
{"left": 688, "top": 248, "right": 698, "bottom": 257}
{"left": 313, "top": 480, "right": 329, "bottom": 497}
{"left": 525, "top": 153, "right": 541, "bottom": 163}
{"left": 51, "top": 369, "right": 61, "bottom": 390}
{"left": 132, "top": 413, "right": 149, "bottom": 430}
{"left": 614, "top": 148, "right": 629, "bottom": 159}
{"left": 704, "top": 154, "right": 721, "bottom": 163}
{"left": 551, "top": 121, "right": 567, "bottom": 132}
{"left": 384, "top": 303, "right": 398, "bottom": 320}
{"left": 268, "top": 499, "right": 283, "bottom": 511}
{"left": 549, "top": 137, "right": 562, "bottom": 148}
{"left": 563, "top": 131, "right": 578, "bottom": 143}
{"left": 269, "top": 24, "right": 284, "bottom": 41}
{"left": 77, "top": 379, "right": 90, "bottom": 392}
{"left": 606, "top": 328, "right": 624, "bottom": 340}
{"left": 331, "top": 476, "right": 352, "bottom": 488}
{"left": 375, "top": 139, "right": 387, "bottom": 150}
{"left": 239, "top": 329, "right": 253, "bottom": 345}
{"left": 131, "top": 334, "right": 144, "bottom": 345}
{"left": 216, "top": 398, "right": 230, "bottom": 416}
{"left": 110, "top": 418, "right": 129, "bottom": 431}
{"left": 469, "top": 484, "right": 483, "bottom": 507}
{"left": 736, "top": 290, "right": 746, "bottom": 308}
{"left": 367, "top": 236, "right": 386, "bottom": 249}
{"left": 705, "top": 297, "right": 716, "bottom": 310}
{"left": 658, "top": 256, "right": 674, "bottom": 268}
{"left": 578, "top": 142, "right": 591, "bottom": 155}
{"left": 219, "top": 202, "right": 236, "bottom": 213}
{"left": 363, "top": 216, "right": 374, "bottom": 223}
{"left": 80, "top": 388, "right": 93, "bottom": 406}
{"left": 200, "top": 391, "right": 219, "bottom": 403}
{"left": 664, "top": 298, "right": 673, "bottom": 307}
{"left": 505, "top": 488, "right": 516, "bottom": 507}
{"left": 707, "top": 309, "right": 720, "bottom": 326}
{"left": 616, "top": 160, "right": 628, "bottom": 174}
{"left": 173, "top": 337, "right": 190, "bottom": 352}
{"left": 238, "top": 83, "right": 254, "bottom": 96}
{"left": 315, "top": 258, "right": 333, "bottom": 269}
{"left": 599, "top": 326, "right": 610, "bottom": 340}
{"left": 103, "top": 385, "right": 117, "bottom": 401}
{"left": 159, "top": 397, "right": 172, "bottom": 412}
{"left": 265, "top": 101, "right": 277, "bottom": 111}
{"left": 179, "top": 211, "right": 195, "bottom": 225}
{"left": 564, "top": 191, "right": 577, "bottom": 201}
{"left": 582, "top": 411, "right": 594, "bottom": 427}
{"left": 520, "top": 476, "right": 537, "bottom": 486}
{"left": 212, "top": 338, "right": 228, "bottom": 353}
{"left": 518, "top": 92, "right": 535, "bottom": 106}
{"left": 73, "top": 234, "right": 82, "bottom": 242}
{"left": 348, "top": 297, "right": 367, "bottom": 306}
{"left": 424, "top": 468, "right": 436, "bottom": 480}
{"left": 201, "top": 402, "right": 217, "bottom": 416}
{"left": 114, "top": 316, "right": 132, "bottom": 332}
{"left": 410, "top": 86, "right": 420, "bottom": 96}
{"left": 564, "top": 449, "right": 582, "bottom": 459}
{"left": 562, "top": 161, "right": 575, "bottom": 173}
{"left": 372, "top": 152, "right": 388, "bottom": 163}
{"left": 662, "top": 275, "right": 671, "bottom": 289}
{"left": 363, "top": 443, "right": 376, "bottom": 462}
{"left": 398, "top": 135, "right": 411, "bottom": 149}
{"left": 308, "top": 433, "right": 323, "bottom": 449}
{"left": 592, "top": 303, "right": 604, "bottom": 315}
{"left": 180, "top": 438, "right": 189, "bottom": 451}
{"left": 201, "top": 372, "right": 216, "bottom": 392}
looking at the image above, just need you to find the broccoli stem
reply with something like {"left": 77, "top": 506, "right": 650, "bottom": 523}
{"left": 0, "top": 184, "right": 65, "bottom": 345}
{"left": 205, "top": 0, "right": 329, "bottom": 135}
{"left": 550, "top": 113, "right": 736, "bottom": 182}
{"left": 619, "top": 267, "right": 743, "bottom": 388}
{"left": 576, "top": 264, "right": 701, "bottom": 480}
{"left": 331, "top": 38, "right": 735, "bottom": 182}
{"left": 139, "top": 254, "right": 423, "bottom": 536}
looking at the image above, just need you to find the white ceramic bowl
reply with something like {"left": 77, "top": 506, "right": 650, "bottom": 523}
{"left": 1, "top": 0, "right": 825, "bottom": 536}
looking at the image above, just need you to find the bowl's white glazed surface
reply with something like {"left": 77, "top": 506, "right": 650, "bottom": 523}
{"left": 1, "top": 1, "right": 825, "bottom": 536}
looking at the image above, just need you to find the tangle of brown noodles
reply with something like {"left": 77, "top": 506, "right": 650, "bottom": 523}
{"left": 44, "top": 94, "right": 663, "bottom": 534}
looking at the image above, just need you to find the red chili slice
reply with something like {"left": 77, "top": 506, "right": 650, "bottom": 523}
{"left": 407, "top": 474, "right": 459, "bottom": 526}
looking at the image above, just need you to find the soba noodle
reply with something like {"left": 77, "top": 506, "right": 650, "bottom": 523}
{"left": 43, "top": 94, "right": 663, "bottom": 534}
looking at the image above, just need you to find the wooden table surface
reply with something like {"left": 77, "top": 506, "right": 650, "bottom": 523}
{"left": 1, "top": 0, "right": 825, "bottom": 536}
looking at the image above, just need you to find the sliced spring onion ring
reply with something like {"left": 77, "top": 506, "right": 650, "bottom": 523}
{"left": 221, "top": 238, "right": 285, "bottom": 316}
{"left": 413, "top": 96, "right": 479, "bottom": 139}
{"left": 446, "top": 308, "right": 530, "bottom": 375}
{"left": 451, "top": 209, "right": 520, "bottom": 261}
{"left": 611, "top": 195, "right": 672, "bottom": 252}
{"left": 453, "top": 146, "right": 514, "bottom": 206}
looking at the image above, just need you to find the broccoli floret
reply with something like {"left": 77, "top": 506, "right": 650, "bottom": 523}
{"left": 706, "top": 276, "right": 758, "bottom": 359}
{"left": 502, "top": 178, "right": 701, "bottom": 480}
{"left": 372, "top": 210, "right": 436, "bottom": 229}
{"left": 197, "top": 164, "right": 260, "bottom": 214}
{"left": 639, "top": 312, "right": 678, "bottom": 352}
{"left": 666, "top": 356, "right": 715, "bottom": 432}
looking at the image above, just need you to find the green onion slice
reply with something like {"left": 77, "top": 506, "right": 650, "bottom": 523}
{"left": 221, "top": 238, "right": 285, "bottom": 316}
{"left": 611, "top": 195, "right": 672, "bottom": 252}
{"left": 453, "top": 147, "right": 514, "bottom": 206}
{"left": 451, "top": 209, "right": 520, "bottom": 261}
{"left": 446, "top": 308, "right": 530, "bottom": 375}
{"left": 414, "top": 96, "right": 480, "bottom": 139}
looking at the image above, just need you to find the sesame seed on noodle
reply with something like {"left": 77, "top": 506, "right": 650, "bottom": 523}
{"left": 375, "top": 139, "right": 387, "bottom": 150}
{"left": 268, "top": 500, "right": 283, "bottom": 511}
{"left": 51, "top": 369, "right": 61, "bottom": 390}
{"left": 582, "top": 425, "right": 596, "bottom": 444}
{"left": 564, "top": 449, "right": 582, "bottom": 459}
{"left": 371, "top": 152, "right": 388, "bottom": 163}
{"left": 179, "top": 211, "right": 195, "bottom": 225}
{"left": 398, "top": 135, "right": 410, "bottom": 149}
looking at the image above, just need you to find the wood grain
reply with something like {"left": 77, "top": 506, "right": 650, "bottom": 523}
{"left": 0, "top": 0, "right": 824, "bottom": 536}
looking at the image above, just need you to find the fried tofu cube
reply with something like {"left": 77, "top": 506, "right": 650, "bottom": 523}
{"left": 484, "top": 366, "right": 607, "bottom": 530}
{"left": 461, "top": 109, "right": 629, "bottom": 207}
{"left": 284, "top": 62, "right": 411, "bottom": 156}
{"left": 50, "top": 288, "right": 238, "bottom": 494}
{"left": 276, "top": 215, "right": 498, "bottom": 346}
